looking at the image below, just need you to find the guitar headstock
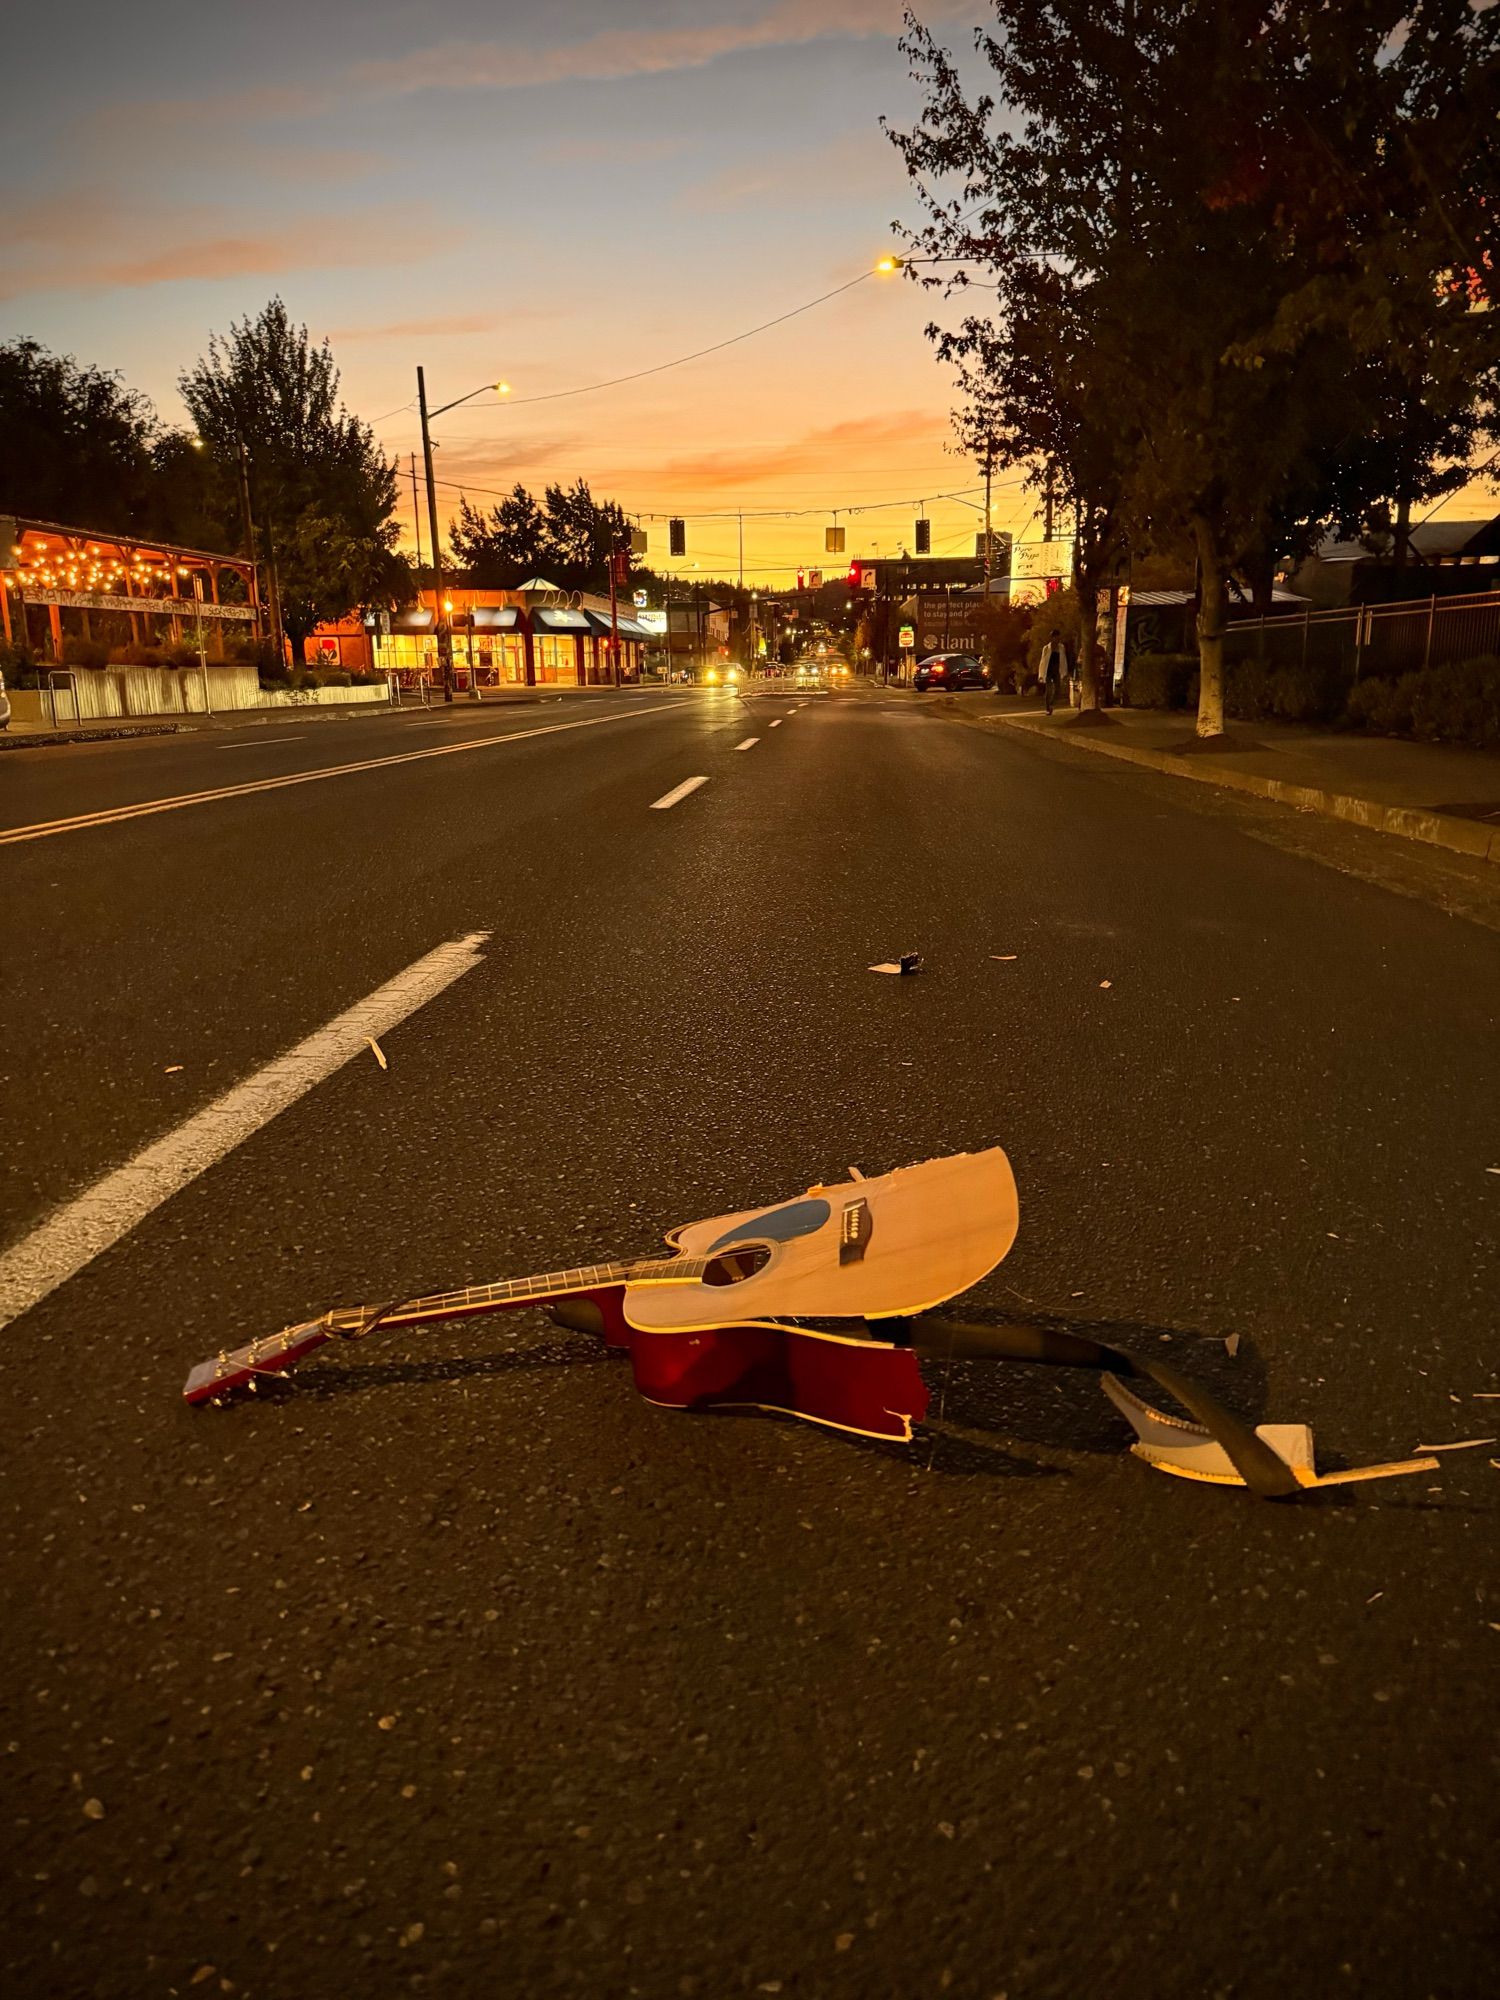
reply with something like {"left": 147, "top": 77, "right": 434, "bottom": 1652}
{"left": 182, "top": 1317, "right": 335, "bottom": 1406}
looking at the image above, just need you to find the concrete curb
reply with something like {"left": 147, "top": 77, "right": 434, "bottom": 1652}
{"left": 985, "top": 713, "right": 1500, "bottom": 868}
{"left": 0, "top": 694, "right": 553, "bottom": 751}
{"left": 0, "top": 723, "right": 184, "bottom": 750}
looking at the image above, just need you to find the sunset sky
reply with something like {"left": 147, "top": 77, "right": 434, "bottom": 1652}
{"left": 3, "top": 0, "right": 1492, "bottom": 586}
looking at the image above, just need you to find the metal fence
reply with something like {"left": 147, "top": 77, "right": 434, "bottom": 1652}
{"left": 1224, "top": 589, "right": 1500, "bottom": 683}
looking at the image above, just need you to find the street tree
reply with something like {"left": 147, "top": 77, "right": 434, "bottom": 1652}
{"left": 887, "top": 17, "right": 1138, "bottom": 714}
{"left": 449, "top": 485, "right": 548, "bottom": 584}
{"left": 891, "top": 3, "right": 1499, "bottom": 737}
{"left": 0, "top": 337, "right": 158, "bottom": 533}
{"left": 180, "top": 299, "right": 405, "bottom": 662}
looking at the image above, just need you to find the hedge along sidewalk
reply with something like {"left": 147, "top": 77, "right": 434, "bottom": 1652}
{"left": 967, "top": 698, "right": 1500, "bottom": 866}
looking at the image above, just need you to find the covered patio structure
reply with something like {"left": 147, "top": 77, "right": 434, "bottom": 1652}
{"left": 1, "top": 515, "right": 259, "bottom": 662}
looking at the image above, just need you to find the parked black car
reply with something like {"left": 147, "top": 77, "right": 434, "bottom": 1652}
{"left": 913, "top": 652, "right": 990, "bottom": 691}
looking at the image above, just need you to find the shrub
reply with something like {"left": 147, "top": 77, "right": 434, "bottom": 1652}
{"left": 348, "top": 670, "right": 377, "bottom": 686}
{"left": 1127, "top": 650, "right": 1198, "bottom": 708}
{"left": 323, "top": 668, "right": 353, "bottom": 687}
{"left": 0, "top": 639, "right": 38, "bottom": 678}
{"left": 166, "top": 642, "right": 201, "bottom": 669}
{"left": 60, "top": 636, "right": 109, "bottom": 670}
{"left": 1347, "top": 654, "right": 1500, "bottom": 749}
{"left": 110, "top": 642, "right": 165, "bottom": 668}
{"left": 230, "top": 636, "right": 286, "bottom": 677}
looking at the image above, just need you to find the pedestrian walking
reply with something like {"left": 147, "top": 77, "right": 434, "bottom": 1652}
{"left": 1037, "top": 628, "right": 1069, "bottom": 716}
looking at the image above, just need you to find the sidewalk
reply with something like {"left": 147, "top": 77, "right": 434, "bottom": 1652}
{"left": 927, "top": 691, "right": 1500, "bottom": 866}
{"left": 0, "top": 688, "right": 546, "bottom": 750}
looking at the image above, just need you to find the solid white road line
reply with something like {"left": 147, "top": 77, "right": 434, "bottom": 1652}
{"left": 734, "top": 737, "right": 759, "bottom": 751}
{"left": 214, "top": 735, "right": 306, "bottom": 749}
{"left": 650, "top": 775, "right": 709, "bottom": 810}
{"left": 0, "top": 931, "right": 492, "bottom": 1333}
{"left": 0, "top": 703, "right": 687, "bottom": 848}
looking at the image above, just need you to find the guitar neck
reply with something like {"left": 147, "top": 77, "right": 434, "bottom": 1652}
{"left": 324, "top": 1260, "right": 642, "bottom": 1336}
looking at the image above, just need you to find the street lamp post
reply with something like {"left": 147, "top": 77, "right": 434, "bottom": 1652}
{"left": 416, "top": 366, "right": 512, "bottom": 706}
{"left": 416, "top": 366, "right": 455, "bottom": 704}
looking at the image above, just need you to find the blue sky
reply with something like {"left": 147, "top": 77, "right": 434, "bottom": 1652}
{"left": 2, "top": 1, "right": 1019, "bottom": 581}
{"left": 4, "top": 1, "right": 1491, "bottom": 579}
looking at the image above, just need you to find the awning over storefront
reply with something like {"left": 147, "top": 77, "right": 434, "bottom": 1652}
{"left": 388, "top": 608, "right": 435, "bottom": 631}
{"left": 532, "top": 607, "right": 591, "bottom": 631}
{"left": 582, "top": 610, "right": 651, "bottom": 639}
{"left": 472, "top": 606, "right": 521, "bottom": 629}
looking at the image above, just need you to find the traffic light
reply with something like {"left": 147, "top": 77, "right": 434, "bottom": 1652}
{"left": 796, "top": 569, "right": 805, "bottom": 591}
{"left": 668, "top": 518, "right": 686, "bottom": 557}
{"left": 914, "top": 517, "right": 931, "bottom": 554}
{"left": 629, "top": 527, "right": 648, "bottom": 556}
{"left": 825, "top": 524, "right": 845, "bottom": 554}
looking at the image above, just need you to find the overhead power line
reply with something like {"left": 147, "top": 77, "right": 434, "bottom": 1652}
{"left": 379, "top": 269, "right": 884, "bottom": 432}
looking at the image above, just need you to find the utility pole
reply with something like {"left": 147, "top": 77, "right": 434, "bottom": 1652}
{"left": 607, "top": 546, "right": 622, "bottom": 686}
{"left": 417, "top": 365, "right": 454, "bottom": 704}
{"left": 1043, "top": 463, "right": 1056, "bottom": 545}
{"left": 983, "top": 448, "right": 994, "bottom": 586}
{"left": 409, "top": 453, "right": 425, "bottom": 573}
{"left": 236, "top": 439, "right": 285, "bottom": 670}
{"left": 235, "top": 440, "right": 264, "bottom": 641}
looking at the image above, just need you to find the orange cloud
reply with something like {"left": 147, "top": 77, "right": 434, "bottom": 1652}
{"left": 642, "top": 411, "right": 943, "bottom": 492}
{"left": 349, "top": 0, "right": 966, "bottom": 97}
{"left": 0, "top": 199, "right": 452, "bottom": 303}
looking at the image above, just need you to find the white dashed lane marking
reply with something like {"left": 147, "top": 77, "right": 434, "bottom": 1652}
{"left": 0, "top": 932, "right": 492, "bottom": 1331}
{"left": 769, "top": 719, "right": 783, "bottom": 728}
{"left": 735, "top": 737, "right": 759, "bottom": 751}
{"left": 650, "top": 775, "right": 709, "bottom": 810}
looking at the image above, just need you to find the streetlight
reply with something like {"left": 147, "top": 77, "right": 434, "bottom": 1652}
{"left": 417, "top": 370, "right": 512, "bottom": 703}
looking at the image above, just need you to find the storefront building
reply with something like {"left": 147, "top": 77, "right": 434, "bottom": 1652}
{"left": 308, "top": 582, "right": 651, "bottom": 688}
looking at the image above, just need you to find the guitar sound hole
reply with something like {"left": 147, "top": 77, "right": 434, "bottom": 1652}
{"left": 701, "top": 1245, "right": 771, "bottom": 1287}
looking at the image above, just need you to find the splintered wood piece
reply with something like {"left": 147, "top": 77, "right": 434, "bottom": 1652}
{"left": 1101, "top": 1375, "right": 1439, "bottom": 1493}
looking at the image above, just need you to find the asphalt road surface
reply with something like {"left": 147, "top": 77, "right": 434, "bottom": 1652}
{"left": 3, "top": 686, "right": 1498, "bottom": 2000}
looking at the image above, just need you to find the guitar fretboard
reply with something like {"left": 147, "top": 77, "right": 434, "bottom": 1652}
{"left": 324, "top": 1260, "right": 644, "bottom": 1334}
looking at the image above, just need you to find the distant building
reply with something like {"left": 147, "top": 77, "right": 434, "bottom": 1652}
{"left": 308, "top": 580, "right": 652, "bottom": 688}
{"left": 1290, "top": 516, "right": 1500, "bottom": 608}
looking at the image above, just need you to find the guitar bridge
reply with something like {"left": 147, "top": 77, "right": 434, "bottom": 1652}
{"left": 839, "top": 1198, "right": 872, "bottom": 1264}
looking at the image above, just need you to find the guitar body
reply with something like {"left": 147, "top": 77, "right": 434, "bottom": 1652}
{"left": 184, "top": 1149, "right": 1012, "bottom": 1444}
{"left": 624, "top": 1151, "right": 1018, "bottom": 1333}
{"left": 623, "top": 1320, "right": 927, "bottom": 1441}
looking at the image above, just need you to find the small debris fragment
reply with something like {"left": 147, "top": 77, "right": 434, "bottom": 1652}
{"left": 1365, "top": 1592, "right": 1383, "bottom": 1605}
{"left": 1413, "top": 1437, "right": 1496, "bottom": 1454}
{"left": 378, "top": 1714, "right": 398, "bottom": 1731}
{"left": 190, "top": 1970, "right": 216, "bottom": 1988}
{"left": 835, "top": 1933, "right": 855, "bottom": 1952}
{"left": 1098, "top": 979, "right": 1112, "bottom": 989}
{"left": 1224, "top": 1333, "right": 1241, "bottom": 1358}
{"left": 989, "top": 954, "right": 1018, "bottom": 962}
{"left": 1486, "top": 1167, "right": 1500, "bottom": 1176}
{"left": 81, "top": 1798, "right": 104, "bottom": 1821}
{"left": 367, "top": 1036, "right": 388, "bottom": 1070}
{"left": 164, "top": 1065, "right": 184, "bottom": 1074}
{"left": 868, "top": 954, "right": 922, "bottom": 975}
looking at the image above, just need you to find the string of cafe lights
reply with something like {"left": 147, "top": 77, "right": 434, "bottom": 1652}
{"left": 4, "top": 538, "right": 206, "bottom": 597}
